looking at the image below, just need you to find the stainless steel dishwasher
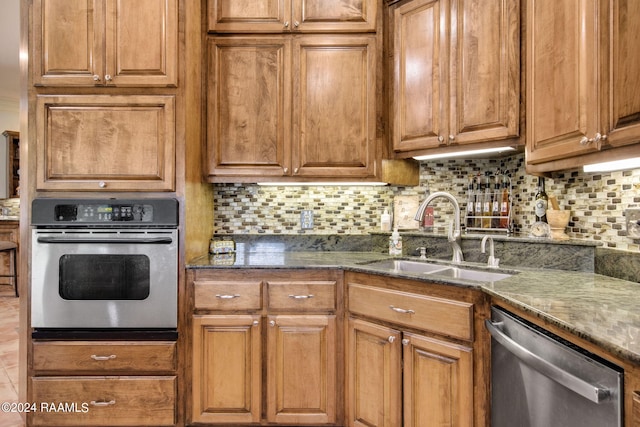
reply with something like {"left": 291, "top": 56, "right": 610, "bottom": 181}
{"left": 486, "top": 306, "right": 623, "bottom": 427}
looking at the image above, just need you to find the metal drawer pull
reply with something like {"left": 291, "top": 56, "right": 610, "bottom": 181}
{"left": 216, "top": 294, "right": 240, "bottom": 299}
{"left": 91, "top": 354, "right": 116, "bottom": 361}
{"left": 288, "top": 294, "right": 314, "bottom": 299}
{"left": 387, "top": 336, "right": 395, "bottom": 343}
{"left": 389, "top": 305, "right": 415, "bottom": 315}
{"left": 90, "top": 400, "right": 116, "bottom": 407}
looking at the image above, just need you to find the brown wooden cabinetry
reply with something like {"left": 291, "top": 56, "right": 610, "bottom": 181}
{"left": 633, "top": 391, "right": 640, "bottom": 426}
{"left": 526, "top": 0, "right": 640, "bottom": 172}
{"left": 29, "top": 341, "right": 177, "bottom": 426}
{"left": 33, "top": 0, "right": 177, "bottom": 87}
{"left": 0, "top": 222, "right": 18, "bottom": 289}
{"left": 189, "top": 269, "right": 343, "bottom": 425}
{"left": 345, "top": 272, "right": 488, "bottom": 427}
{"left": 390, "top": 0, "right": 520, "bottom": 157}
{"left": 2, "top": 131, "right": 19, "bottom": 198}
{"left": 207, "top": 0, "right": 377, "bottom": 33}
{"left": 206, "top": 34, "right": 377, "bottom": 182}
{"left": 35, "top": 95, "right": 176, "bottom": 192}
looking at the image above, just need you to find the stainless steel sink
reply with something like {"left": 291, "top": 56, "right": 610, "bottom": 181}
{"left": 363, "top": 259, "right": 514, "bottom": 282}
{"left": 364, "top": 259, "right": 452, "bottom": 274}
{"left": 431, "top": 267, "right": 513, "bottom": 282}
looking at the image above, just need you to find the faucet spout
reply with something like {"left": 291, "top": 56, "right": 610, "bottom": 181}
{"left": 481, "top": 235, "right": 500, "bottom": 268}
{"left": 414, "top": 191, "right": 464, "bottom": 263}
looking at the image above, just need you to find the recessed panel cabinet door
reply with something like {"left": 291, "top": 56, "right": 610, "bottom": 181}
{"left": 403, "top": 332, "right": 473, "bottom": 427}
{"left": 526, "top": 0, "right": 600, "bottom": 164}
{"left": 292, "top": 35, "right": 377, "bottom": 178}
{"left": 36, "top": 95, "right": 176, "bottom": 191}
{"left": 267, "top": 315, "right": 337, "bottom": 425}
{"left": 346, "top": 318, "right": 402, "bottom": 427}
{"left": 606, "top": 0, "right": 640, "bottom": 148}
{"left": 207, "top": 37, "right": 291, "bottom": 178}
{"left": 191, "top": 315, "right": 262, "bottom": 425}
{"left": 207, "top": 0, "right": 288, "bottom": 33}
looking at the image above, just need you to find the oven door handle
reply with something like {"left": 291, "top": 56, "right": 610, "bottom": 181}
{"left": 485, "top": 319, "right": 611, "bottom": 404}
{"left": 36, "top": 237, "right": 174, "bottom": 244}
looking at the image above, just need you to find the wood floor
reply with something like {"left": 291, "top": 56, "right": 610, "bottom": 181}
{"left": 0, "top": 292, "right": 23, "bottom": 427}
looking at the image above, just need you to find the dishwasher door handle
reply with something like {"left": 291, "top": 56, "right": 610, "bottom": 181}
{"left": 485, "top": 319, "right": 610, "bottom": 404}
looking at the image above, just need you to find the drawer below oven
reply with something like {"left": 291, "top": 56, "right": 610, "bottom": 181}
{"left": 29, "top": 376, "right": 176, "bottom": 426}
{"left": 32, "top": 341, "right": 177, "bottom": 373}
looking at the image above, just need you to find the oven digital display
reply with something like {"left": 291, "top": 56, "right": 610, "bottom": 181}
{"left": 54, "top": 204, "right": 153, "bottom": 222}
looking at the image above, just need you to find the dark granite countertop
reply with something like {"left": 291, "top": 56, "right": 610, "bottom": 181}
{"left": 188, "top": 250, "right": 640, "bottom": 365}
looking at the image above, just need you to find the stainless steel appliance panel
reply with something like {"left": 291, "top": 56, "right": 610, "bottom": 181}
{"left": 487, "top": 306, "right": 623, "bottom": 427}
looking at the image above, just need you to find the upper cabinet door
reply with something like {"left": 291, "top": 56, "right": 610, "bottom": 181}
{"left": 207, "top": 0, "right": 376, "bottom": 33}
{"left": 449, "top": 0, "right": 520, "bottom": 144}
{"left": 33, "top": 0, "right": 177, "bottom": 87}
{"left": 526, "top": 0, "right": 601, "bottom": 164}
{"left": 33, "top": 0, "right": 104, "bottom": 86}
{"left": 605, "top": 0, "right": 640, "bottom": 149}
{"left": 104, "top": 0, "right": 178, "bottom": 87}
{"left": 392, "top": 0, "right": 448, "bottom": 153}
{"left": 206, "top": 37, "right": 291, "bottom": 179}
{"left": 291, "top": 35, "right": 377, "bottom": 178}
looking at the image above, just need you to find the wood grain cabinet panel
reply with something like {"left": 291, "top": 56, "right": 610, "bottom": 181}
{"left": 633, "top": 391, "right": 640, "bottom": 426}
{"left": 208, "top": 0, "right": 376, "bottom": 33}
{"left": 32, "top": 341, "right": 177, "bottom": 373}
{"left": 33, "top": 0, "right": 177, "bottom": 87}
{"left": 191, "top": 315, "right": 262, "bottom": 424}
{"left": 267, "top": 314, "right": 337, "bottom": 424}
{"left": 347, "top": 318, "right": 402, "bottom": 427}
{"left": 36, "top": 95, "right": 175, "bottom": 191}
{"left": 194, "top": 280, "right": 263, "bottom": 311}
{"left": 526, "top": 0, "right": 640, "bottom": 169}
{"left": 391, "top": 0, "right": 520, "bottom": 155}
{"left": 29, "top": 376, "right": 176, "bottom": 426}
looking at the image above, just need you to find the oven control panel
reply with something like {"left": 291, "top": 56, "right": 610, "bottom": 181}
{"left": 32, "top": 198, "right": 178, "bottom": 227}
{"left": 54, "top": 203, "right": 153, "bottom": 222}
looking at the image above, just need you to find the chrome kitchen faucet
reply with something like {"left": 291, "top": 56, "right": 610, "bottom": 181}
{"left": 414, "top": 191, "right": 464, "bottom": 264}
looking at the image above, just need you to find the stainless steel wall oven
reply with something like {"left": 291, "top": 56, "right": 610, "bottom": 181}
{"left": 31, "top": 198, "right": 179, "bottom": 339}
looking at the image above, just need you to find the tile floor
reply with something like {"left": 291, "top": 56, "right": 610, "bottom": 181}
{"left": 0, "top": 291, "right": 23, "bottom": 427}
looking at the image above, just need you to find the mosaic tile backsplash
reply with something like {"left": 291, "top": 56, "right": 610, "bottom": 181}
{"left": 214, "top": 153, "right": 640, "bottom": 252}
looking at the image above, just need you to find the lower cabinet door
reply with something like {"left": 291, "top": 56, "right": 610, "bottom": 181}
{"left": 191, "top": 314, "right": 262, "bottom": 424}
{"left": 346, "top": 317, "right": 402, "bottom": 427}
{"left": 267, "top": 314, "right": 337, "bottom": 425}
{"left": 402, "top": 332, "right": 474, "bottom": 427}
{"left": 29, "top": 376, "right": 176, "bottom": 426}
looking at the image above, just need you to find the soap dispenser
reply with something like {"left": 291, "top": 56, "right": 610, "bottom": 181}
{"left": 389, "top": 228, "right": 402, "bottom": 255}
{"left": 381, "top": 209, "right": 391, "bottom": 231}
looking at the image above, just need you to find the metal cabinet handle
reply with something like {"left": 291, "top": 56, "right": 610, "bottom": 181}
{"left": 579, "top": 136, "right": 589, "bottom": 146}
{"left": 92, "top": 74, "right": 101, "bottom": 82}
{"left": 288, "top": 294, "right": 314, "bottom": 299}
{"left": 98, "top": 181, "right": 107, "bottom": 188}
{"left": 91, "top": 354, "right": 116, "bottom": 361}
{"left": 252, "top": 320, "right": 259, "bottom": 326}
{"left": 294, "top": 167, "right": 299, "bottom": 174}
{"left": 294, "top": 21, "right": 300, "bottom": 27}
{"left": 104, "top": 74, "right": 112, "bottom": 82}
{"left": 389, "top": 305, "right": 415, "bottom": 315}
{"left": 216, "top": 294, "right": 240, "bottom": 299}
{"left": 449, "top": 134, "right": 455, "bottom": 142}
{"left": 387, "top": 336, "right": 395, "bottom": 343}
{"left": 401, "top": 338, "right": 410, "bottom": 346}
{"left": 283, "top": 167, "right": 289, "bottom": 173}
{"left": 590, "top": 133, "right": 602, "bottom": 144}
{"left": 90, "top": 400, "right": 116, "bottom": 407}
{"left": 269, "top": 320, "right": 276, "bottom": 327}
{"left": 485, "top": 320, "right": 611, "bottom": 404}
{"left": 284, "top": 21, "right": 289, "bottom": 28}
{"left": 438, "top": 135, "right": 444, "bottom": 143}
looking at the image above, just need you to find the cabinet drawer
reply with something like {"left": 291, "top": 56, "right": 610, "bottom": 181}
{"left": 195, "top": 280, "right": 262, "bottom": 310}
{"left": 348, "top": 283, "right": 473, "bottom": 341}
{"left": 32, "top": 341, "right": 176, "bottom": 373}
{"left": 29, "top": 376, "right": 176, "bottom": 426}
{"left": 268, "top": 281, "right": 336, "bottom": 311}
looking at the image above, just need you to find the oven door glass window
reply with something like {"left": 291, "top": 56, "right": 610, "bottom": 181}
{"left": 59, "top": 255, "right": 150, "bottom": 300}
